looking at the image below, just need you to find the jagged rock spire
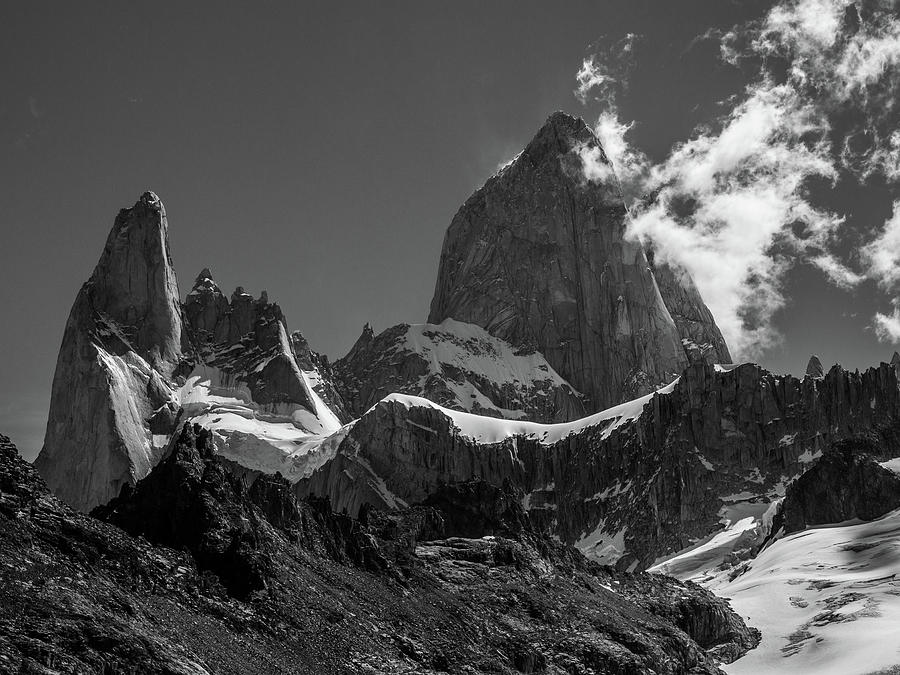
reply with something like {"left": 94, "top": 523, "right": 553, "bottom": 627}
{"left": 35, "top": 192, "right": 184, "bottom": 511}
{"left": 806, "top": 355, "right": 825, "bottom": 378}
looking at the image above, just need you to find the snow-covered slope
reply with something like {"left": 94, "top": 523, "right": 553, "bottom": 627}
{"left": 379, "top": 377, "right": 677, "bottom": 445}
{"left": 178, "top": 270, "right": 346, "bottom": 482}
{"left": 705, "top": 510, "right": 900, "bottom": 674}
{"left": 334, "top": 319, "right": 586, "bottom": 423}
{"left": 176, "top": 364, "right": 345, "bottom": 481}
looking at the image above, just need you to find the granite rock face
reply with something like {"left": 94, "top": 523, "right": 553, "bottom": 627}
{"left": 334, "top": 319, "right": 586, "bottom": 422}
{"left": 427, "top": 112, "right": 728, "bottom": 410}
{"left": 779, "top": 434, "right": 900, "bottom": 534}
{"left": 35, "top": 192, "right": 184, "bottom": 512}
{"left": 298, "top": 360, "right": 900, "bottom": 570}
{"left": 2, "top": 431, "right": 758, "bottom": 673}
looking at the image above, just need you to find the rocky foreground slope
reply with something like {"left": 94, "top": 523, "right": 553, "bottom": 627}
{"left": 1, "top": 432, "right": 758, "bottom": 673}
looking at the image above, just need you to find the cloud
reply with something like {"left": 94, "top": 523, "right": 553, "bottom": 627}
{"left": 575, "top": 142, "right": 618, "bottom": 184}
{"left": 574, "top": 34, "right": 639, "bottom": 105}
{"left": 874, "top": 299, "right": 900, "bottom": 343}
{"left": 576, "top": 0, "right": 900, "bottom": 358}
{"left": 626, "top": 82, "right": 842, "bottom": 357}
{"left": 862, "top": 201, "right": 900, "bottom": 290}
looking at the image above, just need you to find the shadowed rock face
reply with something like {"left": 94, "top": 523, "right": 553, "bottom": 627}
{"left": 35, "top": 192, "right": 183, "bottom": 512}
{"left": 3, "top": 431, "right": 759, "bottom": 673}
{"left": 427, "top": 112, "right": 719, "bottom": 410}
{"left": 779, "top": 435, "right": 900, "bottom": 534}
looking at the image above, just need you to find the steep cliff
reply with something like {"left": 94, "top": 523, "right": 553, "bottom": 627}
{"left": 35, "top": 192, "right": 184, "bottom": 511}
{"left": 334, "top": 319, "right": 586, "bottom": 422}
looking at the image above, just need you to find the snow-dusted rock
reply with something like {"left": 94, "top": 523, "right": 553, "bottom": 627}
{"left": 35, "top": 192, "right": 184, "bottom": 511}
{"left": 290, "top": 329, "right": 349, "bottom": 422}
{"left": 182, "top": 270, "right": 318, "bottom": 414}
{"left": 334, "top": 318, "right": 585, "bottom": 422}
{"left": 779, "top": 435, "right": 900, "bottom": 533}
{"left": 35, "top": 199, "right": 345, "bottom": 512}
{"left": 178, "top": 270, "right": 344, "bottom": 478}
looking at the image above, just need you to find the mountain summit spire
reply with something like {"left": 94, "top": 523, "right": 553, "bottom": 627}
{"left": 428, "top": 112, "right": 728, "bottom": 409}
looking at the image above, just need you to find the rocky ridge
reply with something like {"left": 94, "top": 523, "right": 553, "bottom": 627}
{"left": 33, "top": 196, "right": 345, "bottom": 513}
{"left": 296, "top": 360, "right": 900, "bottom": 570}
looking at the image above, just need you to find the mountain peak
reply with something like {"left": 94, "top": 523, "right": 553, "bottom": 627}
{"left": 428, "top": 111, "right": 691, "bottom": 410}
{"left": 522, "top": 111, "right": 599, "bottom": 163}
{"left": 806, "top": 354, "right": 825, "bottom": 378}
{"left": 189, "top": 268, "right": 221, "bottom": 297}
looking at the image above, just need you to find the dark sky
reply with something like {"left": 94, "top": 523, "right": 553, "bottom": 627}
{"left": 3, "top": 0, "right": 896, "bottom": 461}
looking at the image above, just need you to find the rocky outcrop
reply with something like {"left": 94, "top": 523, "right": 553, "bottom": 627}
{"left": 806, "top": 355, "right": 825, "bottom": 378}
{"left": 298, "top": 359, "right": 900, "bottom": 570}
{"left": 35, "top": 192, "right": 184, "bottom": 512}
{"left": 182, "top": 270, "right": 317, "bottom": 413}
{"left": 779, "top": 435, "right": 900, "bottom": 534}
{"left": 334, "top": 319, "right": 586, "bottom": 422}
{"left": 2, "top": 431, "right": 758, "bottom": 673}
{"left": 427, "top": 112, "right": 729, "bottom": 410}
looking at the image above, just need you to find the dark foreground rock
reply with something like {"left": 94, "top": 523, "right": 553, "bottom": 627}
{"left": 0, "top": 431, "right": 757, "bottom": 674}
{"left": 779, "top": 433, "right": 900, "bottom": 534}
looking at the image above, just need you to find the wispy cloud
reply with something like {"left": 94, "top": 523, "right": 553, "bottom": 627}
{"left": 576, "top": 0, "right": 900, "bottom": 354}
{"left": 874, "top": 299, "right": 900, "bottom": 343}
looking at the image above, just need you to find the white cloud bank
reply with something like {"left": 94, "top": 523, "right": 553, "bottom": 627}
{"left": 577, "top": 0, "right": 900, "bottom": 353}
